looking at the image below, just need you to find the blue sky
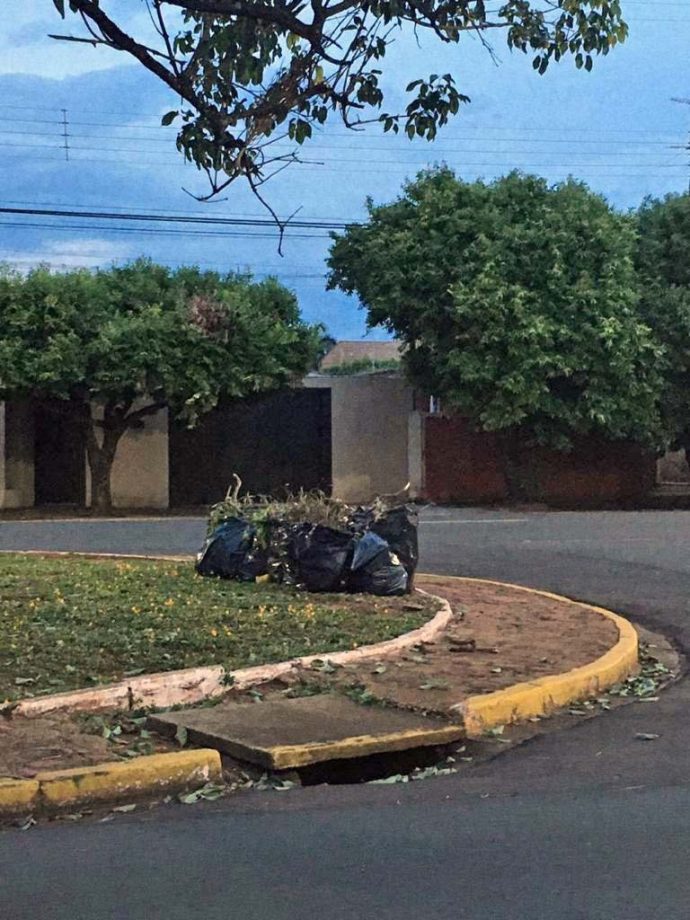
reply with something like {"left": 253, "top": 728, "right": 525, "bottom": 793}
{"left": 1, "top": 1, "right": 689, "bottom": 339}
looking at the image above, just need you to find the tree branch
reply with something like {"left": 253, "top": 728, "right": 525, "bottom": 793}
{"left": 161, "top": 0, "right": 317, "bottom": 40}
{"left": 64, "top": 0, "right": 209, "bottom": 117}
{"left": 124, "top": 401, "right": 168, "bottom": 425}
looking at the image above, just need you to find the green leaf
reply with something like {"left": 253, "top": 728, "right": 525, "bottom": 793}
{"left": 52, "top": 0, "right": 65, "bottom": 17}
{"left": 369, "top": 773, "right": 407, "bottom": 785}
{"left": 175, "top": 725, "right": 188, "bottom": 748}
{"left": 179, "top": 783, "right": 226, "bottom": 804}
{"left": 161, "top": 111, "right": 178, "bottom": 126}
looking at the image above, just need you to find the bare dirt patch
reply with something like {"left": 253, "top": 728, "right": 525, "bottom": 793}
{"left": 0, "top": 713, "right": 118, "bottom": 779}
{"left": 272, "top": 576, "right": 621, "bottom": 716}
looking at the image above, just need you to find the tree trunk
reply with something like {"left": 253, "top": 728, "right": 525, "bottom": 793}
{"left": 84, "top": 405, "right": 126, "bottom": 514}
{"left": 88, "top": 449, "right": 115, "bottom": 512}
{"left": 497, "top": 430, "right": 537, "bottom": 503}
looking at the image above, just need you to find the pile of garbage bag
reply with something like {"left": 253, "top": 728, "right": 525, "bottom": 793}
{"left": 196, "top": 495, "right": 418, "bottom": 597}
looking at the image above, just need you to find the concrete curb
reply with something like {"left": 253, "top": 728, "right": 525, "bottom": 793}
{"left": 13, "top": 583, "right": 453, "bottom": 717}
{"left": 420, "top": 575, "right": 640, "bottom": 737}
{"left": 0, "top": 749, "right": 222, "bottom": 818}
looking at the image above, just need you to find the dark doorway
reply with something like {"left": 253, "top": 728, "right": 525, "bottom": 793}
{"left": 34, "top": 402, "right": 86, "bottom": 506}
{"left": 169, "top": 388, "right": 331, "bottom": 506}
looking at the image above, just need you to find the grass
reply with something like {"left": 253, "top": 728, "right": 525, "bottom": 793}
{"left": 0, "top": 554, "right": 434, "bottom": 703}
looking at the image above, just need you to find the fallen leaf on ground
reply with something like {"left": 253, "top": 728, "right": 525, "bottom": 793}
{"left": 419, "top": 680, "right": 449, "bottom": 690}
{"left": 178, "top": 782, "right": 226, "bottom": 804}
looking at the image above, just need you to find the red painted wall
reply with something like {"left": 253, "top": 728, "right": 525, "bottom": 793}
{"left": 423, "top": 416, "right": 507, "bottom": 503}
{"left": 422, "top": 414, "right": 656, "bottom": 506}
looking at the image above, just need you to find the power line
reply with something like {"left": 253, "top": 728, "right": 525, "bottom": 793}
{"left": 0, "top": 108, "right": 685, "bottom": 139}
{"left": 0, "top": 206, "right": 348, "bottom": 230}
{"left": 1, "top": 128, "right": 684, "bottom": 151}
{"left": 0, "top": 220, "right": 332, "bottom": 241}
{"left": 0, "top": 198, "right": 360, "bottom": 223}
{"left": 0, "top": 143, "right": 685, "bottom": 171}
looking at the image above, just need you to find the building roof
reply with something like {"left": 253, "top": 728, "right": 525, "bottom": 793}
{"left": 319, "top": 340, "right": 402, "bottom": 370}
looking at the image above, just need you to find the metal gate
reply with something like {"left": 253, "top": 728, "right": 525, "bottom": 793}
{"left": 168, "top": 387, "right": 331, "bottom": 507}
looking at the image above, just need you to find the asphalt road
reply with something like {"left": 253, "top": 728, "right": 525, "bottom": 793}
{"left": 3, "top": 508, "right": 690, "bottom": 920}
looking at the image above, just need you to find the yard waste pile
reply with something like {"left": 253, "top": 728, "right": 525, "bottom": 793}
{"left": 196, "top": 487, "right": 418, "bottom": 597}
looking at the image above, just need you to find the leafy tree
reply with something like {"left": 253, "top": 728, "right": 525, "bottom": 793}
{"left": 0, "top": 260, "right": 322, "bottom": 510}
{"left": 328, "top": 169, "right": 666, "bottom": 497}
{"left": 636, "top": 192, "right": 690, "bottom": 453}
{"left": 50, "top": 1, "right": 627, "bottom": 206}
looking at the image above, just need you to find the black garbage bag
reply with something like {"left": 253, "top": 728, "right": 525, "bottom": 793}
{"left": 349, "top": 531, "right": 388, "bottom": 570}
{"left": 370, "top": 505, "right": 419, "bottom": 591}
{"left": 196, "top": 517, "right": 263, "bottom": 580}
{"left": 289, "top": 524, "right": 353, "bottom": 592}
{"left": 349, "top": 532, "right": 409, "bottom": 597}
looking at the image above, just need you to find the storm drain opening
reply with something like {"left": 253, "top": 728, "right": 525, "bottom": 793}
{"left": 289, "top": 741, "right": 463, "bottom": 786}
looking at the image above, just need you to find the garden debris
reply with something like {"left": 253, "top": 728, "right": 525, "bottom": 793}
{"left": 197, "top": 486, "right": 418, "bottom": 596}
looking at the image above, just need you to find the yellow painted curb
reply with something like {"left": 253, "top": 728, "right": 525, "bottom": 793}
{"left": 37, "top": 749, "right": 222, "bottom": 811}
{"left": 420, "top": 574, "right": 639, "bottom": 737}
{"left": 0, "top": 750, "right": 222, "bottom": 817}
{"left": 0, "top": 778, "right": 39, "bottom": 816}
{"left": 265, "top": 725, "right": 465, "bottom": 770}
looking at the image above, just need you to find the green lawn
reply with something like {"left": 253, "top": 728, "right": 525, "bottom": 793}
{"left": 0, "top": 554, "right": 433, "bottom": 703}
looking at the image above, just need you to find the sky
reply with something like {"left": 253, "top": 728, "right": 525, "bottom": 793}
{"left": 1, "top": 1, "right": 689, "bottom": 340}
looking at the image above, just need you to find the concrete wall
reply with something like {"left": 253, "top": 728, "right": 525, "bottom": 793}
{"left": 85, "top": 402, "right": 169, "bottom": 509}
{"left": 304, "top": 373, "right": 417, "bottom": 502}
{"left": 657, "top": 449, "right": 690, "bottom": 484}
{"left": 0, "top": 401, "right": 35, "bottom": 508}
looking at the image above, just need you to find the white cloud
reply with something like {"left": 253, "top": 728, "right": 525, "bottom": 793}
{"left": 0, "top": 237, "right": 133, "bottom": 270}
{"left": 1, "top": 4, "right": 157, "bottom": 79}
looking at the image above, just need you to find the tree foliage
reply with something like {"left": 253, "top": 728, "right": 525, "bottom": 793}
{"left": 328, "top": 169, "right": 666, "bottom": 467}
{"left": 636, "top": 192, "right": 690, "bottom": 452}
{"left": 0, "top": 259, "right": 322, "bottom": 508}
{"left": 50, "top": 1, "right": 627, "bottom": 204}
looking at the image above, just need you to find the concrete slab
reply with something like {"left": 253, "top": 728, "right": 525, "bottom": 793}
{"left": 148, "top": 696, "right": 464, "bottom": 769}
